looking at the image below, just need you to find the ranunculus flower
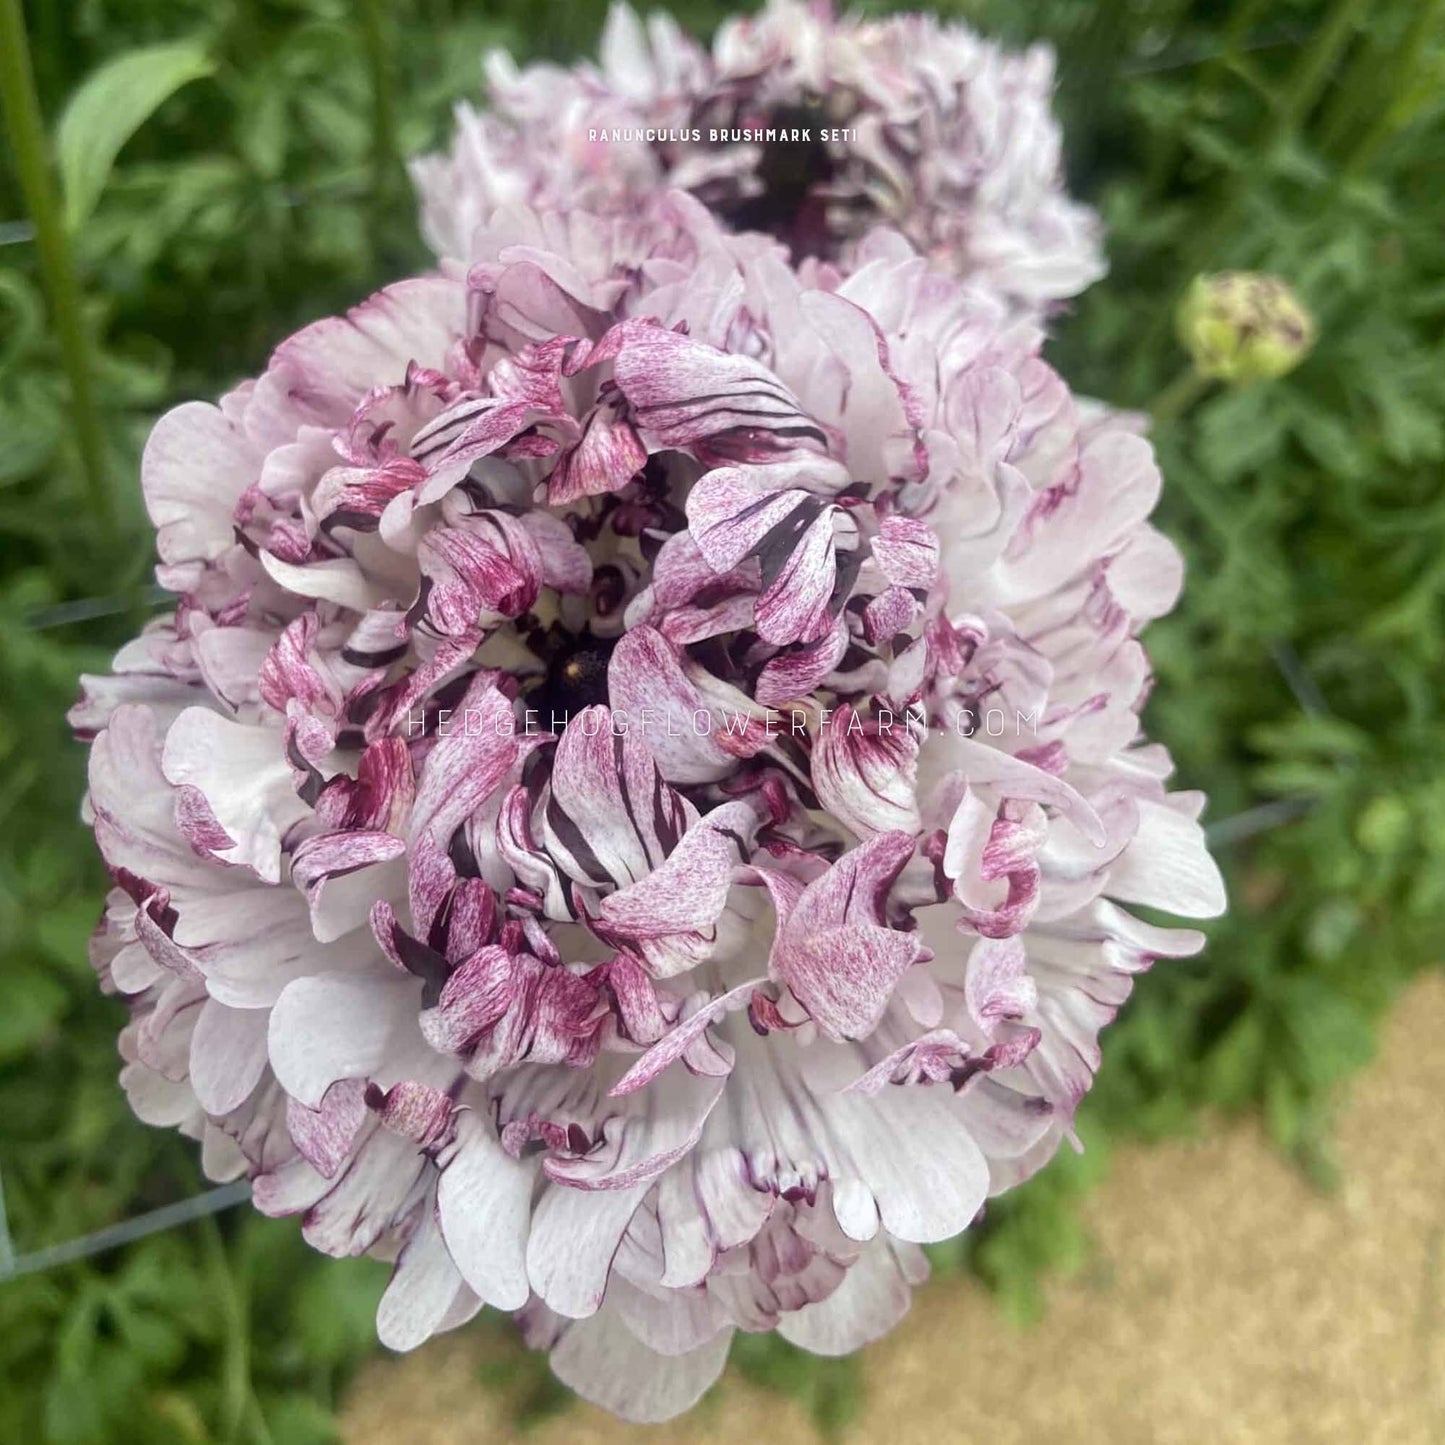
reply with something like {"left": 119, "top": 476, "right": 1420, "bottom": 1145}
{"left": 74, "top": 191, "right": 1221, "bottom": 1423}
{"left": 412, "top": 0, "right": 1105, "bottom": 316}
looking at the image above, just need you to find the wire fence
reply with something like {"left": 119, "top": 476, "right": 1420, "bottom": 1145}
{"left": 0, "top": 599, "right": 1332, "bottom": 1284}
{"left": 0, "top": 1183, "right": 252, "bottom": 1283}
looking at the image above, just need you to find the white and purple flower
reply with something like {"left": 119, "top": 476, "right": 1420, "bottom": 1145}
{"left": 412, "top": 0, "right": 1105, "bottom": 317}
{"left": 74, "top": 191, "right": 1220, "bottom": 1422}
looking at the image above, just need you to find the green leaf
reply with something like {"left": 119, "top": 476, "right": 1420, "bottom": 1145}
{"left": 0, "top": 959, "right": 69, "bottom": 1062}
{"left": 252, "top": 1392, "right": 336, "bottom": 1445}
{"left": 1248, "top": 714, "right": 1372, "bottom": 761}
{"left": 35, "top": 900, "right": 107, "bottom": 980}
{"left": 56, "top": 40, "right": 215, "bottom": 232}
{"left": 1193, "top": 387, "right": 1288, "bottom": 483}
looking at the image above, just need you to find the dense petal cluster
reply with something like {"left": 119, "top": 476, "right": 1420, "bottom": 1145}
{"left": 74, "top": 191, "right": 1220, "bottom": 1422}
{"left": 412, "top": 0, "right": 1104, "bottom": 315}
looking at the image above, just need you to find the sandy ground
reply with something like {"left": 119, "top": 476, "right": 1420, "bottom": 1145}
{"left": 343, "top": 973, "right": 1445, "bottom": 1445}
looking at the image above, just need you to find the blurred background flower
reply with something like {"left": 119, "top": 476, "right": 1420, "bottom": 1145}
{"left": 412, "top": 0, "right": 1105, "bottom": 314}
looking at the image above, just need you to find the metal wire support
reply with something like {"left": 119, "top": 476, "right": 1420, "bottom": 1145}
{"left": 0, "top": 1181, "right": 252, "bottom": 1283}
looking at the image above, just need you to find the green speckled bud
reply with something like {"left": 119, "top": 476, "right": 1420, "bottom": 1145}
{"left": 1176, "top": 272, "right": 1315, "bottom": 383}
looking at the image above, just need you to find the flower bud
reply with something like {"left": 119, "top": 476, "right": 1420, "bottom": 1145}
{"left": 1177, "top": 272, "right": 1315, "bottom": 383}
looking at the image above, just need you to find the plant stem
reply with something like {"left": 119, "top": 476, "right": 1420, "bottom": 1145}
{"left": 1145, "top": 0, "right": 1272, "bottom": 200}
{"left": 200, "top": 1216, "right": 273, "bottom": 1445}
{"left": 1314, "top": 16, "right": 1384, "bottom": 156}
{"left": 1340, "top": 0, "right": 1445, "bottom": 176}
{"left": 0, "top": 0, "right": 114, "bottom": 538}
{"left": 1263, "top": 0, "right": 1370, "bottom": 153}
{"left": 1060, "top": 0, "right": 1132, "bottom": 165}
{"left": 356, "top": 0, "right": 398, "bottom": 232}
{"left": 1150, "top": 367, "right": 1213, "bottom": 425}
{"left": 1189, "top": 0, "right": 1367, "bottom": 270}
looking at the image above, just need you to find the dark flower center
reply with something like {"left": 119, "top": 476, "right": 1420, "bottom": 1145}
{"left": 718, "top": 103, "right": 837, "bottom": 259}
{"left": 531, "top": 634, "right": 616, "bottom": 722}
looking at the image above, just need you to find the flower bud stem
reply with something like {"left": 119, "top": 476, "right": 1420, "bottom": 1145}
{"left": 1150, "top": 367, "right": 1212, "bottom": 425}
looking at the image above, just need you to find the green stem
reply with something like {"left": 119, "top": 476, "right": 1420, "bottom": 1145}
{"left": 1145, "top": 0, "right": 1272, "bottom": 200}
{"left": 1314, "top": 19, "right": 1384, "bottom": 155}
{"left": 1340, "top": 0, "right": 1445, "bottom": 176}
{"left": 1210, "top": 0, "right": 1277, "bottom": 93}
{"left": 1059, "top": 0, "right": 1132, "bottom": 163}
{"left": 200, "top": 1217, "right": 271, "bottom": 1445}
{"left": 1194, "top": 0, "right": 1367, "bottom": 262}
{"left": 0, "top": 0, "right": 114, "bottom": 538}
{"left": 1150, "top": 367, "right": 1213, "bottom": 426}
{"left": 1263, "top": 0, "right": 1370, "bottom": 153}
{"left": 356, "top": 0, "right": 398, "bottom": 228}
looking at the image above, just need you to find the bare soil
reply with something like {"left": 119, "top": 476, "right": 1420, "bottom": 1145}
{"left": 343, "top": 972, "right": 1445, "bottom": 1445}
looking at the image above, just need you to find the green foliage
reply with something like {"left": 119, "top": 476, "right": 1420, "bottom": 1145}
{"left": 1, "top": 3, "right": 486, "bottom": 1438}
{"left": 2, "top": 0, "right": 1443, "bottom": 1438}
{"left": 56, "top": 39, "right": 216, "bottom": 232}
{"left": 965, "top": 0, "right": 1445, "bottom": 1289}
{"left": 472, "top": 1323, "right": 576, "bottom": 1430}
{"left": 0, "top": 566, "right": 389, "bottom": 1439}
{"left": 927, "top": 1125, "right": 1113, "bottom": 1325}
{"left": 731, "top": 1332, "right": 863, "bottom": 1436}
